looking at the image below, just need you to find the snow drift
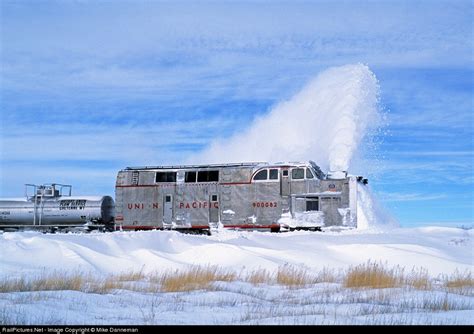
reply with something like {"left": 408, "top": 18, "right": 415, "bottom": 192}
{"left": 1, "top": 227, "right": 471, "bottom": 278}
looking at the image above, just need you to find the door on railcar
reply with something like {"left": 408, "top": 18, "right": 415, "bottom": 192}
{"left": 209, "top": 194, "right": 219, "bottom": 223}
{"left": 289, "top": 167, "right": 306, "bottom": 194}
{"left": 280, "top": 168, "right": 290, "bottom": 196}
{"left": 163, "top": 194, "right": 173, "bottom": 224}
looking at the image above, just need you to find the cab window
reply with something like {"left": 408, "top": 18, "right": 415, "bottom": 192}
{"left": 291, "top": 168, "right": 304, "bottom": 180}
{"left": 306, "top": 168, "right": 314, "bottom": 179}
{"left": 269, "top": 169, "right": 279, "bottom": 180}
{"left": 253, "top": 169, "right": 268, "bottom": 181}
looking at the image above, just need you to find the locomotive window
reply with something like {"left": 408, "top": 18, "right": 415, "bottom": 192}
{"left": 197, "top": 170, "right": 219, "bottom": 182}
{"left": 282, "top": 170, "right": 289, "bottom": 177}
{"left": 156, "top": 172, "right": 176, "bottom": 183}
{"left": 306, "top": 199, "right": 319, "bottom": 211}
{"left": 269, "top": 169, "right": 279, "bottom": 180}
{"left": 211, "top": 195, "right": 218, "bottom": 201}
{"left": 306, "top": 168, "right": 314, "bottom": 179}
{"left": 292, "top": 168, "right": 305, "bottom": 180}
{"left": 185, "top": 171, "right": 197, "bottom": 183}
{"left": 254, "top": 169, "right": 268, "bottom": 181}
{"left": 208, "top": 170, "right": 219, "bottom": 182}
{"left": 165, "top": 195, "right": 171, "bottom": 202}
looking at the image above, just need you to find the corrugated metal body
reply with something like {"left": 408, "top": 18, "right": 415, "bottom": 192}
{"left": 115, "top": 161, "right": 360, "bottom": 231}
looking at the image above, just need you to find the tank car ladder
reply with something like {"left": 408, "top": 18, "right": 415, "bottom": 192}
{"left": 26, "top": 184, "right": 45, "bottom": 226}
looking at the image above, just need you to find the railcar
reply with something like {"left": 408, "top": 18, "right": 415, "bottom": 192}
{"left": 115, "top": 161, "right": 366, "bottom": 233}
{"left": 0, "top": 183, "right": 115, "bottom": 232}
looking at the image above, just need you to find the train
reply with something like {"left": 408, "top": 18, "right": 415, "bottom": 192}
{"left": 0, "top": 161, "right": 368, "bottom": 233}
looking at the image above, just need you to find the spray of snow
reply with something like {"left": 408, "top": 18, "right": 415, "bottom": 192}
{"left": 357, "top": 185, "right": 398, "bottom": 231}
{"left": 193, "top": 64, "right": 395, "bottom": 229}
{"left": 193, "top": 64, "right": 380, "bottom": 173}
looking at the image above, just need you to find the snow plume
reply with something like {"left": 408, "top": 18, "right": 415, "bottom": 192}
{"left": 193, "top": 64, "right": 380, "bottom": 173}
{"left": 357, "top": 185, "right": 399, "bottom": 231}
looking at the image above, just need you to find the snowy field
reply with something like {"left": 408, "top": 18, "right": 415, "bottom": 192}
{"left": 0, "top": 64, "right": 471, "bottom": 325}
{"left": 0, "top": 227, "right": 472, "bottom": 325}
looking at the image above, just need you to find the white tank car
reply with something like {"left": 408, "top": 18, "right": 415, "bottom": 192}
{"left": 115, "top": 161, "right": 367, "bottom": 233}
{"left": 0, "top": 184, "right": 115, "bottom": 232}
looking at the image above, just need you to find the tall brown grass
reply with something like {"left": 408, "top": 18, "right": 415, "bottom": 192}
{"left": 276, "top": 265, "right": 314, "bottom": 288}
{"left": 444, "top": 270, "right": 473, "bottom": 289}
{"left": 405, "top": 267, "right": 431, "bottom": 290}
{"left": 0, "top": 264, "right": 470, "bottom": 295}
{"left": 443, "top": 270, "right": 473, "bottom": 296}
{"left": 159, "top": 266, "right": 236, "bottom": 292}
{"left": 344, "top": 261, "right": 404, "bottom": 289}
{"left": 246, "top": 269, "right": 272, "bottom": 285}
{"left": 0, "top": 272, "right": 84, "bottom": 293}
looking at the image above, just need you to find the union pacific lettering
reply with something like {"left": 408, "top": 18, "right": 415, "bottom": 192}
{"left": 179, "top": 201, "right": 219, "bottom": 209}
{"left": 127, "top": 203, "right": 160, "bottom": 210}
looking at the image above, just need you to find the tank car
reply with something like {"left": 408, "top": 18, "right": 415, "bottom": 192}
{"left": 0, "top": 183, "right": 115, "bottom": 232}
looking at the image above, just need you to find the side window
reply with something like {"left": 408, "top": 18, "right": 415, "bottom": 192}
{"left": 185, "top": 171, "right": 196, "bottom": 183}
{"left": 197, "top": 170, "right": 219, "bottom": 182}
{"left": 208, "top": 170, "right": 219, "bottom": 182}
{"left": 253, "top": 169, "right": 268, "bottom": 181}
{"left": 156, "top": 172, "right": 176, "bottom": 183}
{"left": 282, "top": 170, "right": 289, "bottom": 177}
{"left": 306, "top": 168, "right": 314, "bottom": 179}
{"left": 291, "top": 168, "right": 304, "bottom": 180}
{"left": 269, "top": 169, "right": 279, "bottom": 180}
{"left": 306, "top": 199, "right": 319, "bottom": 211}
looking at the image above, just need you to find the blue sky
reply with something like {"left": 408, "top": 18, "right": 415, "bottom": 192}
{"left": 0, "top": 1, "right": 472, "bottom": 227}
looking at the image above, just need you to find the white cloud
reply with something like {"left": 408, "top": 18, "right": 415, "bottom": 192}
{"left": 379, "top": 192, "right": 448, "bottom": 202}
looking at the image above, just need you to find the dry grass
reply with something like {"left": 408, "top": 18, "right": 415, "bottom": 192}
{"left": 1, "top": 264, "right": 473, "bottom": 325}
{"left": 114, "top": 270, "right": 146, "bottom": 282}
{"left": 314, "top": 267, "right": 338, "bottom": 283}
{"left": 276, "top": 265, "right": 314, "bottom": 288}
{"left": 344, "top": 261, "right": 404, "bottom": 289}
{"left": 443, "top": 270, "right": 473, "bottom": 296}
{"left": 159, "top": 266, "right": 236, "bottom": 292}
{"left": 405, "top": 267, "right": 431, "bottom": 290}
{"left": 0, "top": 264, "right": 470, "bottom": 296}
{"left": 444, "top": 270, "right": 473, "bottom": 289}
{"left": 0, "top": 272, "right": 84, "bottom": 293}
{"left": 246, "top": 269, "right": 273, "bottom": 285}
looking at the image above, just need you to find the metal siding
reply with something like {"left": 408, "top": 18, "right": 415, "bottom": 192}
{"left": 115, "top": 162, "right": 355, "bottom": 229}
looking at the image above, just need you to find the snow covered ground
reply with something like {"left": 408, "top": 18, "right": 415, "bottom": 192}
{"left": 0, "top": 227, "right": 472, "bottom": 325}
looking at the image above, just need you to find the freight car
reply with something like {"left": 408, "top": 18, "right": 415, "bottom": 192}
{"left": 115, "top": 161, "right": 366, "bottom": 233}
{"left": 0, "top": 183, "right": 115, "bottom": 232}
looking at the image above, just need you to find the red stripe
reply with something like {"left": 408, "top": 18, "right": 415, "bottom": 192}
{"left": 117, "top": 183, "right": 247, "bottom": 188}
{"left": 220, "top": 182, "right": 251, "bottom": 186}
{"left": 118, "top": 225, "right": 209, "bottom": 230}
{"left": 116, "top": 185, "right": 159, "bottom": 188}
{"left": 223, "top": 224, "right": 280, "bottom": 229}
